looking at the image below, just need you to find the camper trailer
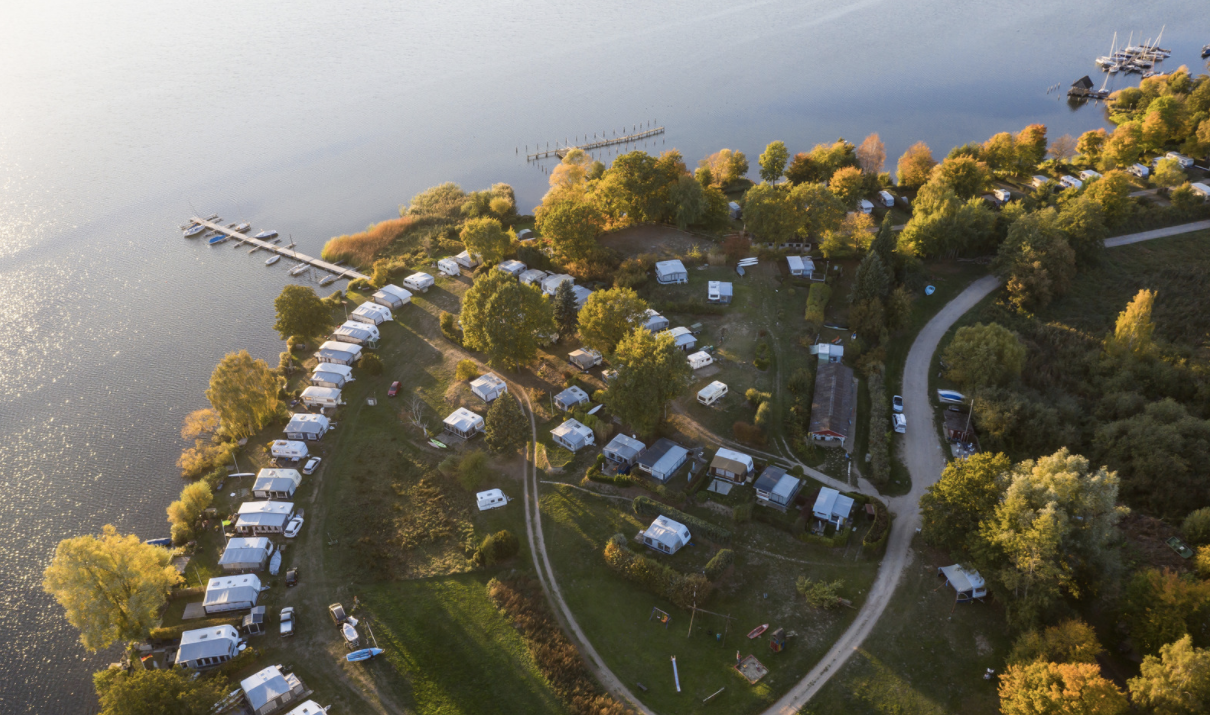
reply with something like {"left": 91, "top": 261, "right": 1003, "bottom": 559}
{"left": 476, "top": 489, "right": 509, "bottom": 511}
{"left": 402, "top": 272, "right": 435, "bottom": 292}
{"left": 497, "top": 260, "right": 526, "bottom": 278}
{"left": 350, "top": 301, "right": 392, "bottom": 325}
{"left": 437, "top": 258, "right": 460, "bottom": 276}
{"left": 697, "top": 381, "right": 728, "bottom": 406}
{"left": 270, "top": 440, "right": 308, "bottom": 461}
{"left": 300, "top": 386, "right": 342, "bottom": 409}
{"left": 687, "top": 351, "right": 713, "bottom": 370}
{"left": 371, "top": 284, "right": 412, "bottom": 310}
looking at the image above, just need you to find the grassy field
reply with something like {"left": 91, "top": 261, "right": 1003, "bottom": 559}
{"left": 804, "top": 541, "right": 1010, "bottom": 715}
{"left": 539, "top": 470, "right": 883, "bottom": 715}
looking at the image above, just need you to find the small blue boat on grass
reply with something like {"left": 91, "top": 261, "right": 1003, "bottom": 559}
{"left": 346, "top": 648, "right": 384, "bottom": 662}
{"left": 937, "top": 389, "right": 966, "bottom": 404}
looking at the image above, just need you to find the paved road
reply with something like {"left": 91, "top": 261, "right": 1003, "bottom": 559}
{"left": 1104, "top": 219, "right": 1210, "bottom": 247}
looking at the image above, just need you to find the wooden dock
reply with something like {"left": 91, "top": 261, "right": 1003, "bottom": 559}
{"left": 526, "top": 126, "right": 665, "bottom": 161}
{"left": 189, "top": 217, "right": 370, "bottom": 282}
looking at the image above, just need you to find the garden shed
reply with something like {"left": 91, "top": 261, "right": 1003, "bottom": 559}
{"left": 938, "top": 564, "right": 988, "bottom": 601}
{"left": 403, "top": 272, "right": 435, "bottom": 292}
{"left": 812, "top": 487, "right": 854, "bottom": 527}
{"left": 252, "top": 469, "right": 302, "bottom": 499}
{"left": 551, "top": 418, "right": 595, "bottom": 452}
{"left": 754, "top": 466, "right": 802, "bottom": 511}
{"left": 241, "top": 665, "right": 307, "bottom": 715}
{"left": 270, "top": 440, "right": 308, "bottom": 461}
{"left": 664, "top": 326, "right": 696, "bottom": 351}
{"left": 350, "top": 301, "right": 392, "bottom": 325}
{"left": 654, "top": 259, "right": 688, "bottom": 284}
{"left": 218, "top": 537, "right": 274, "bottom": 572}
{"left": 808, "top": 361, "right": 855, "bottom": 446}
{"left": 470, "top": 373, "right": 507, "bottom": 402}
{"left": 235, "top": 501, "right": 295, "bottom": 535}
{"left": 603, "top": 433, "right": 645, "bottom": 469}
{"left": 175, "top": 625, "right": 241, "bottom": 669}
{"left": 568, "top": 348, "right": 602, "bottom": 371}
{"left": 300, "top": 386, "right": 342, "bottom": 409}
{"left": 371, "top": 284, "right": 412, "bottom": 310}
{"left": 636, "top": 438, "right": 689, "bottom": 483}
{"left": 497, "top": 259, "right": 527, "bottom": 277}
{"left": 709, "top": 447, "right": 755, "bottom": 484}
{"left": 553, "top": 385, "right": 590, "bottom": 411}
{"left": 442, "top": 407, "right": 484, "bottom": 439}
{"left": 642, "top": 309, "right": 669, "bottom": 333}
{"left": 284, "top": 413, "right": 330, "bottom": 441}
{"left": 639, "top": 515, "right": 691, "bottom": 555}
{"left": 202, "top": 574, "right": 261, "bottom": 614}
{"left": 707, "top": 281, "right": 733, "bottom": 304}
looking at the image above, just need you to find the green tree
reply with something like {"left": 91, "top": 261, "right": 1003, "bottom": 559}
{"left": 1008, "top": 619, "right": 1102, "bottom": 666}
{"left": 806, "top": 139, "right": 858, "bottom": 180}
{"left": 995, "top": 208, "right": 1076, "bottom": 312}
{"left": 455, "top": 359, "right": 480, "bottom": 382}
{"left": 594, "top": 150, "right": 682, "bottom": 223}
{"left": 535, "top": 190, "right": 606, "bottom": 263}
{"left": 273, "top": 285, "right": 332, "bottom": 341}
{"left": 790, "top": 182, "right": 847, "bottom": 239}
{"left": 828, "top": 166, "right": 866, "bottom": 207}
{"left": 998, "top": 662, "right": 1128, "bottom": 715}
{"left": 920, "top": 452, "right": 1011, "bottom": 553}
{"left": 1015, "top": 123, "right": 1049, "bottom": 172}
{"left": 1077, "top": 129, "right": 1108, "bottom": 164}
{"left": 934, "top": 156, "right": 991, "bottom": 199}
{"left": 819, "top": 212, "right": 875, "bottom": 258}
{"left": 552, "top": 280, "right": 579, "bottom": 339}
{"left": 1123, "top": 569, "right": 1210, "bottom": 655}
{"left": 462, "top": 271, "right": 555, "bottom": 369}
{"left": 1056, "top": 194, "right": 1107, "bottom": 265}
{"left": 850, "top": 251, "right": 890, "bottom": 305}
{"left": 166, "top": 481, "right": 214, "bottom": 544}
{"left": 942, "top": 322, "right": 1026, "bottom": 390}
{"left": 205, "top": 350, "right": 283, "bottom": 439}
{"left": 94, "top": 667, "right": 226, "bottom": 715}
{"left": 1109, "top": 288, "right": 1155, "bottom": 355}
{"left": 1129, "top": 635, "right": 1210, "bottom": 715}
{"left": 1152, "top": 157, "right": 1187, "bottom": 188}
{"left": 1048, "top": 133, "right": 1079, "bottom": 162}
{"left": 602, "top": 328, "right": 692, "bottom": 435}
{"left": 406, "top": 181, "right": 467, "bottom": 219}
{"left": 870, "top": 215, "right": 897, "bottom": 267}
{"left": 485, "top": 395, "right": 528, "bottom": 454}
{"left": 1103, "top": 123, "right": 1143, "bottom": 168}
{"left": 979, "top": 449, "right": 1124, "bottom": 629}
{"left": 548, "top": 148, "right": 593, "bottom": 191}
{"left": 983, "top": 132, "right": 1017, "bottom": 174}
{"left": 460, "top": 217, "right": 511, "bottom": 264}
{"left": 577, "top": 287, "right": 649, "bottom": 355}
{"left": 1083, "top": 170, "right": 1132, "bottom": 226}
{"left": 758, "top": 140, "right": 789, "bottom": 183}
{"left": 743, "top": 183, "right": 798, "bottom": 245}
{"left": 669, "top": 174, "right": 707, "bottom": 229}
{"left": 43, "top": 525, "right": 181, "bottom": 651}
{"left": 784, "top": 152, "right": 819, "bottom": 185}
{"left": 896, "top": 141, "right": 937, "bottom": 189}
{"left": 700, "top": 148, "right": 749, "bottom": 186}
{"left": 1184, "top": 508, "right": 1210, "bottom": 545}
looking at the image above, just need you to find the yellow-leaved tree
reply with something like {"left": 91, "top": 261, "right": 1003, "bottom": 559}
{"left": 43, "top": 525, "right": 181, "bottom": 651}
{"left": 204, "top": 350, "right": 283, "bottom": 439}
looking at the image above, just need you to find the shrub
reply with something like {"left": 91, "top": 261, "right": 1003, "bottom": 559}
{"left": 360, "top": 352, "right": 383, "bottom": 375}
{"left": 787, "top": 368, "right": 811, "bottom": 395}
{"left": 1197, "top": 546, "right": 1210, "bottom": 578}
{"left": 745, "top": 388, "right": 771, "bottom": 406}
{"left": 704, "top": 549, "right": 734, "bottom": 580}
{"left": 603, "top": 539, "right": 713, "bottom": 610}
{"left": 866, "top": 369, "right": 890, "bottom": 485}
{"left": 791, "top": 515, "right": 807, "bottom": 536}
{"left": 796, "top": 576, "right": 845, "bottom": 609}
{"left": 455, "top": 359, "right": 480, "bottom": 382}
{"left": 1007, "top": 619, "right": 1101, "bottom": 666}
{"left": 321, "top": 215, "right": 418, "bottom": 267}
{"left": 805, "top": 283, "right": 832, "bottom": 329}
{"left": 632, "top": 495, "right": 731, "bottom": 542}
{"left": 754, "top": 341, "right": 771, "bottom": 370}
{"left": 149, "top": 618, "right": 239, "bottom": 642}
{"left": 176, "top": 440, "right": 237, "bottom": 480}
{"left": 754, "top": 402, "right": 773, "bottom": 429}
{"left": 439, "top": 311, "right": 462, "bottom": 345}
{"left": 474, "top": 529, "right": 520, "bottom": 566}
{"left": 1183, "top": 507, "right": 1210, "bottom": 545}
{"left": 457, "top": 450, "right": 490, "bottom": 491}
{"left": 166, "top": 481, "right": 214, "bottom": 545}
{"left": 863, "top": 499, "right": 891, "bottom": 547}
{"left": 732, "top": 421, "right": 766, "bottom": 446}
{"left": 438, "top": 456, "right": 459, "bottom": 477}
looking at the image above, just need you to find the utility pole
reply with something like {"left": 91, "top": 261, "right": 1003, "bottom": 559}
{"left": 687, "top": 588, "right": 697, "bottom": 637}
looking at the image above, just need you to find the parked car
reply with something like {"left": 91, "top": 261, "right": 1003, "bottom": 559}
{"left": 303, "top": 457, "right": 322, "bottom": 475}
{"left": 892, "top": 395, "right": 904, "bottom": 413}
{"left": 280, "top": 607, "right": 295, "bottom": 637}
{"left": 388, "top": 381, "right": 401, "bottom": 397}
{"left": 286, "top": 568, "right": 298, "bottom": 587}
{"left": 892, "top": 413, "right": 907, "bottom": 434}
{"left": 329, "top": 603, "right": 347, "bottom": 625}
{"left": 284, "top": 515, "right": 304, "bottom": 539}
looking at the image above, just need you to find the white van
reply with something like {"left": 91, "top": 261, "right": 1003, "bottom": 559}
{"left": 892, "top": 414, "right": 907, "bottom": 434}
{"left": 476, "top": 489, "right": 509, "bottom": 511}
{"left": 697, "top": 381, "right": 728, "bottom": 406}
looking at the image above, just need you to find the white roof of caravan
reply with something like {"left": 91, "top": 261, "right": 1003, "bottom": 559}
{"left": 311, "top": 362, "right": 353, "bottom": 377}
{"left": 714, "top": 447, "right": 755, "bottom": 471}
{"left": 551, "top": 418, "right": 594, "bottom": 442}
{"left": 572, "top": 285, "right": 593, "bottom": 305}
{"left": 655, "top": 259, "right": 686, "bottom": 274}
{"left": 405, "top": 272, "right": 434, "bottom": 284}
{"left": 203, "top": 574, "right": 261, "bottom": 607}
{"left": 254, "top": 469, "right": 301, "bottom": 486}
{"left": 1190, "top": 182, "right": 1210, "bottom": 195}
{"left": 177, "top": 625, "right": 240, "bottom": 662}
{"left": 352, "top": 301, "right": 392, "bottom": 318}
{"left": 787, "top": 255, "right": 805, "bottom": 271}
{"left": 645, "top": 515, "right": 691, "bottom": 547}
{"left": 271, "top": 439, "right": 307, "bottom": 450}
{"left": 707, "top": 280, "right": 732, "bottom": 295}
{"left": 541, "top": 273, "right": 574, "bottom": 293}
{"left": 283, "top": 701, "right": 326, "bottom": 715}
{"left": 241, "top": 665, "right": 298, "bottom": 711}
{"left": 218, "top": 537, "right": 273, "bottom": 566}
{"left": 301, "top": 386, "right": 341, "bottom": 400}
{"left": 813, "top": 487, "right": 854, "bottom": 521}
{"left": 238, "top": 501, "right": 293, "bottom": 516}
{"left": 443, "top": 407, "right": 484, "bottom": 431}
{"left": 518, "top": 268, "right": 548, "bottom": 283}
{"left": 471, "top": 373, "right": 506, "bottom": 389}
{"left": 285, "top": 413, "right": 329, "bottom": 432}
{"left": 604, "top": 433, "right": 645, "bottom": 459}
{"left": 375, "top": 284, "right": 413, "bottom": 301}
{"left": 939, "top": 564, "right": 986, "bottom": 592}
{"left": 687, "top": 350, "right": 711, "bottom": 363}
{"left": 318, "top": 341, "right": 362, "bottom": 356}
{"left": 498, "top": 259, "right": 526, "bottom": 272}
{"left": 337, "top": 320, "right": 378, "bottom": 336}
{"left": 555, "top": 385, "right": 590, "bottom": 404}
{"left": 699, "top": 380, "right": 727, "bottom": 398}
{"left": 476, "top": 489, "right": 506, "bottom": 507}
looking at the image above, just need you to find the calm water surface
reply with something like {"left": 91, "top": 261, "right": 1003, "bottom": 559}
{"left": 1, "top": 0, "right": 1204, "bottom": 709}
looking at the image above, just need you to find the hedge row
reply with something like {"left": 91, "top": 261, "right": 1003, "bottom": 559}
{"left": 632, "top": 496, "right": 732, "bottom": 543}
{"left": 804, "top": 283, "right": 832, "bottom": 328}
{"left": 603, "top": 537, "right": 712, "bottom": 610}
{"left": 866, "top": 369, "right": 891, "bottom": 486}
{"left": 703, "top": 549, "right": 734, "bottom": 581}
{"left": 863, "top": 499, "right": 891, "bottom": 549}
{"left": 585, "top": 465, "right": 640, "bottom": 489}
{"left": 799, "top": 527, "right": 851, "bottom": 548}
{"left": 149, "top": 617, "right": 239, "bottom": 642}
{"left": 656, "top": 299, "right": 725, "bottom": 316}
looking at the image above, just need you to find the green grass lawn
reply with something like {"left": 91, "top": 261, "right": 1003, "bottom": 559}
{"left": 804, "top": 541, "right": 1010, "bottom": 715}
{"left": 365, "top": 573, "right": 565, "bottom": 715}
{"left": 541, "top": 479, "right": 881, "bottom": 715}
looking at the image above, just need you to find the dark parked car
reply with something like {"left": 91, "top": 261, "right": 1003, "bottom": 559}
{"left": 286, "top": 568, "right": 298, "bottom": 587}
{"left": 329, "top": 603, "right": 347, "bottom": 624}
{"left": 388, "top": 381, "right": 401, "bottom": 397}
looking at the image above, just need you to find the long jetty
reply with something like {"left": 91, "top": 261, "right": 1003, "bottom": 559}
{"left": 189, "top": 217, "right": 370, "bottom": 282}
{"left": 526, "top": 126, "right": 665, "bottom": 161}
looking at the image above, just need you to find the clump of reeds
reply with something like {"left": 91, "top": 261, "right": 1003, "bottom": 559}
{"left": 321, "top": 216, "right": 418, "bottom": 267}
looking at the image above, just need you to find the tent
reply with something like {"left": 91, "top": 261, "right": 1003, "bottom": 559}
{"left": 235, "top": 501, "right": 294, "bottom": 534}
{"left": 314, "top": 341, "right": 361, "bottom": 366}
{"left": 443, "top": 407, "right": 484, "bottom": 438}
{"left": 371, "top": 284, "right": 412, "bottom": 309}
{"left": 754, "top": 466, "right": 802, "bottom": 510}
{"left": 639, "top": 515, "right": 691, "bottom": 554}
{"left": 664, "top": 326, "right": 696, "bottom": 351}
{"left": 654, "top": 259, "right": 687, "bottom": 285}
{"left": 331, "top": 320, "right": 378, "bottom": 346}
{"left": 240, "top": 665, "right": 306, "bottom": 715}
{"left": 787, "top": 255, "right": 815, "bottom": 277}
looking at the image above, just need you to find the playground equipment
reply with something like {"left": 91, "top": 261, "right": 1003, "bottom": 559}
{"left": 648, "top": 607, "right": 671, "bottom": 628}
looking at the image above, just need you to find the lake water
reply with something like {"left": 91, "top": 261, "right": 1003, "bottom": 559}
{"left": 1, "top": 0, "right": 1203, "bottom": 709}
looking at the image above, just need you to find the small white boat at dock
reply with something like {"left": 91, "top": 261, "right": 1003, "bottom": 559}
{"left": 319, "top": 274, "right": 338, "bottom": 286}
{"left": 233, "top": 222, "right": 251, "bottom": 233}
{"left": 265, "top": 255, "right": 281, "bottom": 266}
{"left": 255, "top": 230, "right": 278, "bottom": 240}
{"left": 290, "top": 263, "right": 309, "bottom": 276}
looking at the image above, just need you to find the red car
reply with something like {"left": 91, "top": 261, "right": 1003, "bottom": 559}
{"left": 388, "top": 381, "right": 401, "bottom": 397}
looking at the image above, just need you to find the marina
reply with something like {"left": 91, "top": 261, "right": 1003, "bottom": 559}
{"left": 184, "top": 217, "right": 370, "bottom": 282}
{"left": 526, "top": 125, "right": 666, "bottom": 161}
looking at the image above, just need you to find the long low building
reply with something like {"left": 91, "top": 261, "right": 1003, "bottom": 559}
{"left": 808, "top": 361, "right": 856, "bottom": 447}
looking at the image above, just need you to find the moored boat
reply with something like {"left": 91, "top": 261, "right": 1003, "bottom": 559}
{"left": 255, "top": 230, "right": 278, "bottom": 240}
{"left": 233, "top": 222, "right": 251, "bottom": 233}
{"left": 184, "top": 224, "right": 205, "bottom": 237}
{"left": 265, "top": 254, "right": 281, "bottom": 266}
{"left": 208, "top": 234, "right": 228, "bottom": 245}
{"left": 289, "top": 263, "right": 309, "bottom": 276}
{"left": 319, "top": 275, "right": 337, "bottom": 286}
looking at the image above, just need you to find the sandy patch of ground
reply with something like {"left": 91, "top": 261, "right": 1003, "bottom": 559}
{"left": 598, "top": 224, "right": 714, "bottom": 258}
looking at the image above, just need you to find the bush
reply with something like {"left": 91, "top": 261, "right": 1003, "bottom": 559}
{"left": 866, "top": 369, "right": 890, "bottom": 485}
{"left": 745, "top": 388, "right": 771, "bottom": 406}
{"left": 632, "top": 495, "right": 731, "bottom": 543}
{"left": 584, "top": 464, "right": 638, "bottom": 489}
{"left": 754, "top": 341, "right": 771, "bottom": 370}
{"left": 438, "top": 456, "right": 459, "bottom": 477}
{"left": 792, "top": 515, "right": 807, "bottom": 536}
{"left": 754, "top": 402, "right": 773, "bottom": 429}
{"left": 1197, "top": 546, "right": 1210, "bottom": 578}
{"left": 360, "top": 352, "right": 383, "bottom": 376}
{"left": 166, "top": 481, "right": 213, "bottom": 545}
{"left": 474, "top": 529, "right": 520, "bottom": 566}
{"left": 439, "top": 311, "right": 463, "bottom": 345}
{"left": 455, "top": 359, "right": 480, "bottom": 382}
{"left": 805, "top": 283, "right": 832, "bottom": 329}
{"left": 796, "top": 576, "right": 845, "bottom": 609}
{"left": 704, "top": 549, "right": 734, "bottom": 581}
{"left": 1007, "top": 619, "right": 1101, "bottom": 666}
{"left": 149, "top": 617, "right": 239, "bottom": 642}
{"left": 457, "top": 450, "right": 490, "bottom": 491}
{"left": 732, "top": 421, "right": 766, "bottom": 446}
{"left": 603, "top": 539, "right": 713, "bottom": 610}
{"left": 863, "top": 499, "right": 891, "bottom": 547}
{"left": 321, "top": 215, "right": 419, "bottom": 267}
{"left": 1183, "top": 508, "right": 1210, "bottom": 545}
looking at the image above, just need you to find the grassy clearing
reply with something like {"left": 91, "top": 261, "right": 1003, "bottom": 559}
{"left": 804, "top": 542, "right": 1010, "bottom": 715}
{"left": 541, "top": 479, "right": 881, "bottom": 715}
{"left": 365, "top": 573, "right": 565, "bottom": 715}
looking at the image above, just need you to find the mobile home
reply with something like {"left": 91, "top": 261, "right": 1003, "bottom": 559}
{"left": 551, "top": 418, "right": 595, "bottom": 451}
{"left": 654, "top": 259, "right": 688, "bottom": 285}
{"left": 687, "top": 351, "right": 713, "bottom": 370}
{"left": 497, "top": 260, "right": 527, "bottom": 277}
{"left": 639, "top": 515, "right": 691, "bottom": 555}
{"left": 202, "top": 575, "right": 261, "bottom": 614}
{"left": 442, "top": 407, "right": 485, "bottom": 439}
{"left": 350, "top": 301, "right": 392, "bottom": 325}
{"left": 402, "top": 272, "right": 435, "bottom": 292}
{"left": 300, "top": 386, "right": 342, "bottom": 409}
{"left": 371, "top": 284, "right": 412, "bottom": 310}
{"left": 636, "top": 438, "right": 689, "bottom": 483}
{"left": 470, "top": 373, "right": 508, "bottom": 402}
{"left": 697, "top": 381, "right": 728, "bottom": 406}
{"left": 218, "top": 537, "right": 274, "bottom": 572}
{"left": 437, "top": 258, "right": 460, "bottom": 276}
{"left": 270, "top": 440, "right": 308, "bottom": 461}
